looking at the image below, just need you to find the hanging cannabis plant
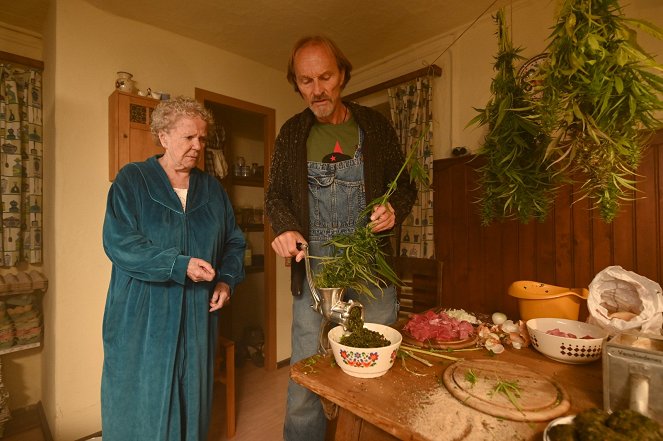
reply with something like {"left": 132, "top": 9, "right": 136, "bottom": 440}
{"left": 469, "top": 9, "right": 556, "bottom": 225}
{"left": 313, "top": 130, "right": 430, "bottom": 298}
{"left": 538, "top": 0, "right": 663, "bottom": 222}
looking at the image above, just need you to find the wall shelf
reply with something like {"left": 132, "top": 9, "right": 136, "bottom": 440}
{"left": 224, "top": 175, "right": 264, "bottom": 187}
{"left": 0, "top": 342, "right": 40, "bottom": 356}
{"left": 0, "top": 271, "right": 47, "bottom": 356}
{"left": 0, "top": 270, "right": 48, "bottom": 296}
{"left": 240, "top": 223, "right": 264, "bottom": 232}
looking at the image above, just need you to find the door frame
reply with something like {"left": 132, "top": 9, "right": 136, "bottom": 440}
{"left": 195, "top": 87, "right": 277, "bottom": 371}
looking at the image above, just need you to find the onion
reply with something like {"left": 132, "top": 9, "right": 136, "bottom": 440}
{"left": 491, "top": 312, "right": 507, "bottom": 325}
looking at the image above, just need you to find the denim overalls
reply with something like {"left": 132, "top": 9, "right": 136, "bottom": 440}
{"left": 284, "top": 130, "right": 399, "bottom": 441}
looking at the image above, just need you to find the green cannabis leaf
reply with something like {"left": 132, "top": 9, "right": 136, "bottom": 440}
{"left": 538, "top": 0, "right": 663, "bottom": 222}
{"left": 314, "top": 128, "right": 430, "bottom": 296}
{"left": 469, "top": 8, "right": 557, "bottom": 225}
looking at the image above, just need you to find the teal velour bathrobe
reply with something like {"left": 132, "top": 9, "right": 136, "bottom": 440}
{"left": 101, "top": 155, "right": 245, "bottom": 441}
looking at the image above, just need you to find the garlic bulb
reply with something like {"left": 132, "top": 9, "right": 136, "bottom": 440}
{"left": 491, "top": 312, "right": 507, "bottom": 325}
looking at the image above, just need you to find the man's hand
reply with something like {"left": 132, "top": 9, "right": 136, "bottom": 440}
{"left": 370, "top": 202, "right": 396, "bottom": 232}
{"left": 271, "top": 230, "right": 307, "bottom": 262}
{"left": 209, "top": 282, "right": 231, "bottom": 312}
{"left": 187, "top": 257, "right": 215, "bottom": 282}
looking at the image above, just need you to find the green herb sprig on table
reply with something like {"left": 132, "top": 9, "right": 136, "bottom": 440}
{"left": 490, "top": 378, "right": 523, "bottom": 412}
{"left": 465, "top": 368, "right": 478, "bottom": 387}
{"left": 313, "top": 129, "right": 430, "bottom": 297}
{"left": 302, "top": 354, "right": 323, "bottom": 375}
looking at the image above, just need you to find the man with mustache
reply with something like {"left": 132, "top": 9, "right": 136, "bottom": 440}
{"left": 265, "top": 35, "right": 417, "bottom": 441}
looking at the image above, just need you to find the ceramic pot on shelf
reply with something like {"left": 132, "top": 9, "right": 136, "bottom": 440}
{"left": 115, "top": 71, "right": 135, "bottom": 93}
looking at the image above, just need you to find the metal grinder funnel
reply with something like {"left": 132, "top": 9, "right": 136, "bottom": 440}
{"left": 300, "top": 243, "right": 364, "bottom": 354}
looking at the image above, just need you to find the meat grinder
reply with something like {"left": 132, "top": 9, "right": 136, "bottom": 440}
{"left": 300, "top": 243, "right": 364, "bottom": 354}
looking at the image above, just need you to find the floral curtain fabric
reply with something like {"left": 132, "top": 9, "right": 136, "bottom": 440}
{"left": 388, "top": 76, "right": 434, "bottom": 259}
{"left": 0, "top": 65, "right": 43, "bottom": 266}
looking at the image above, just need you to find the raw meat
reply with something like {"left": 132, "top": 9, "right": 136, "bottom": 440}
{"left": 403, "top": 310, "right": 475, "bottom": 342}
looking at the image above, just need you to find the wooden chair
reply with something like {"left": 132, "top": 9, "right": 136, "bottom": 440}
{"left": 391, "top": 257, "right": 444, "bottom": 319}
{"left": 214, "top": 334, "right": 236, "bottom": 438}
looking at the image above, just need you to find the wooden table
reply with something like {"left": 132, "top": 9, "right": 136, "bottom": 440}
{"left": 291, "top": 346, "right": 603, "bottom": 441}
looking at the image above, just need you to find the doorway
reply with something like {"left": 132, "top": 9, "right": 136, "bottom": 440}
{"left": 195, "top": 88, "right": 277, "bottom": 371}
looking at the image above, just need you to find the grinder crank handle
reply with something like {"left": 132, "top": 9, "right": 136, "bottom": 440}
{"left": 296, "top": 242, "right": 322, "bottom": 311}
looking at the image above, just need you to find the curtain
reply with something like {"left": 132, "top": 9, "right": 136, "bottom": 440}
{"left": 0, "top": 64, "right": 43, "bottom": 267}
{"left": 388, "top": 76, "right": 434, "bottom": 259}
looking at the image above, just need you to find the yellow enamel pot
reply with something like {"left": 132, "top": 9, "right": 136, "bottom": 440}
{"left": 507, "top": 281, "right": 589, "bottom": 321}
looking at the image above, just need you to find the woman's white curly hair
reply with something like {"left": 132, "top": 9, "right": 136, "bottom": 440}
{"left": 150, "top": 96, "right": 214, "bottom": 147}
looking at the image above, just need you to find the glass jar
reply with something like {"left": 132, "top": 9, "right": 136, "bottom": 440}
{"left": 115, "top": 71, "right": 135, "bottom": 93}
{"left": 235, "top": 156, "right": 246, "bottom": 177}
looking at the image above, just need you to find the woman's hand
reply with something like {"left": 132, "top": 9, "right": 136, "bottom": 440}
{"left": 271, "top": 230, "right": 307, "bottom": 262}
{"left": 370, "top": 202, "right": 395, "bottom": 232}
{"left": 209, "top": 282, "right": 231, "bottom": 312}
{"left": 187, "top": 257, "right": 216, "bottom": 282}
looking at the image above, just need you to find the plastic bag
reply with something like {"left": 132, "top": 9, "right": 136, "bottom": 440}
{"left": 587, "top": 265, "right": 663, "bottom": 335}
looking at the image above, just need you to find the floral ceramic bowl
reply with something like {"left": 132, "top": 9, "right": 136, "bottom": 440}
{"left": 328, "top": 323, "right": 402, "bottom": 378}
{"left": 526, "top": 318, "right": 608, "bottom": 364}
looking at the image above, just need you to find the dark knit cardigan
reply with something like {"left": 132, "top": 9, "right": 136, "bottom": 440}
{"left": 265, "top": 101, "right": 417, "bottom": 296}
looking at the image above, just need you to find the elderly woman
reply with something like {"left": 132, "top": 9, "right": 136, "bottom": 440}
{"left": 101, "top": 96, "right": 245, "bottom": 440}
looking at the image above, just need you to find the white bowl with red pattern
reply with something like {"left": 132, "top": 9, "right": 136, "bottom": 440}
{"left": 328, "top": 323, "right": 402, "bottom": 378}
{"left": 526, "top": 318, "right": 608, "bottom": 364}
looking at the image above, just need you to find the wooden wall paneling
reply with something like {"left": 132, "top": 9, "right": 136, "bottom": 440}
{"left": 500, "top": 218, "right": 521, "bottom": 318}
{"left": 466, "top": 164, "right": 487, "bottom": 313}
{"left": 657, "top": 133, "right": 663, "bottom": 284}
{"left": 571, "top": 188, "right": 594, "bottom": 288}
{"left": 553, "top": 184, "right": 575, "bottom": 288}
{"left": 588, "top": 212, "right": 613, "bottom": 321}
{"left": 535, "top": 215, "right": 557, "bottom": 284}
{"left": 433, "top": 162, "right": 453, "bottom": 301}
{"left": 431, "top": 129, "right": 662, "bottom": 320}
{"left": 517, "top": 219, "right": 537, "bottom": 280}
{"left": 448, "top": 159, "right": 472, "bottom": 308}
{"left": 634, "top": 138, "right": 660, "bottom": 283}
{"left": 433, "top": 157, "right": 455, "bottom": 305}
{"left": 591, "top": 213, "right": 613, "bottom": 279}
{"left": 481, "top": 220, "right": 503, "bottom": 314}
{"left": 612, "top": 193, "right": 636, "bottom": 272}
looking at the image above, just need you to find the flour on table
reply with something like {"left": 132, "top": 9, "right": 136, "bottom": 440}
{"left": 409, "top": 387, "right": 538, "bottom": 441}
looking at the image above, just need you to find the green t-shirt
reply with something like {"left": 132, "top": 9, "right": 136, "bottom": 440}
{"left": 307, "top": 117, "right": 359, "bottom": 163}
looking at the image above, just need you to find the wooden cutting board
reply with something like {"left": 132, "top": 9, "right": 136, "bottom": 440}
{"left": 442, "top": 359, "right": 570, "bottom": 422}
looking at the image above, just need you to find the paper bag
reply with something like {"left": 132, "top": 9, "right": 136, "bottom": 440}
{"left": 587, "top": 265, "right": 663, "bottom": 335}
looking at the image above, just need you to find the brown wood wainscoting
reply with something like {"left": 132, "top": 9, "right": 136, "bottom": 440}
{"left": 433, "top": 130, "right": 663, "bottom": 320}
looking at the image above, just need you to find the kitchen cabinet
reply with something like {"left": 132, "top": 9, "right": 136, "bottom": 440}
{"left": 108, "top": 90, "right": 161, "bottom": 181}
